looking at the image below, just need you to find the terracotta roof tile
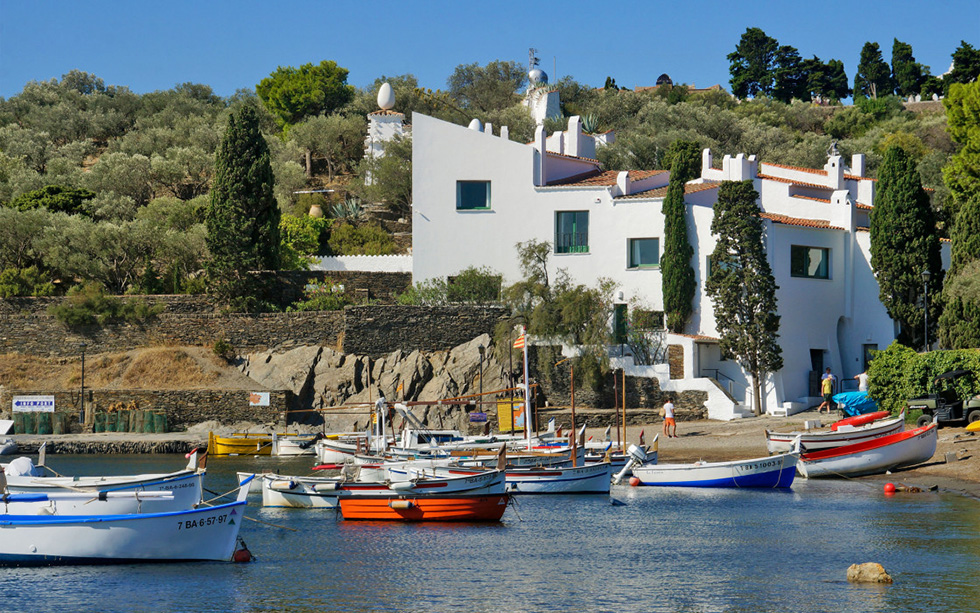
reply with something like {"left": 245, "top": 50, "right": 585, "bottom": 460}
{"left": 856, "top": 226, "right": 869, "bottom": 232}
{"left": 547, "top": 169, "right": 665, "bottom": 187}
{"left": 672, "top": 332, "right": 720, "bottom": 342}
{"left": 368, "top": 109, "right": 404, "bottom": 116}
{"left": 616, "top": 179, "right": 721, "bottom": 200}
{"left": 756, "top": 174, "right": 831, "bottom": 190}
{"left": 791, "top": 195, "right": 832, "bottom": 204}
{"left": 855, "top": 202, "right": 873, "bottom": 210}
{"left": 763, "top": 162, "right": 825, "bottom": 175}
{"left": 546, "top": 151, "right": 600, "bottom": 164}
{"left": 845, "top": 173, "right": 874, "bottom": 181}
{"left": 760, "top": 212, "right": 843, "bottom": 231}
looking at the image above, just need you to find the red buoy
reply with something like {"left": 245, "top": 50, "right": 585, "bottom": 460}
{"left": 232, "top": 538, "right": 253, "bottom": 563}
{"left": 883, "top": 482, "right": 896, "bottom": 494}
{"left": 629, "top": 476, "right": 641, "bottom": 487}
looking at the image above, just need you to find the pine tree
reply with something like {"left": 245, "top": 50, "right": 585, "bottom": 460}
{"left": 869, "top": 146, "right": 943, "bottom": 349}
{"left": 854, "top": 42, "right": 893, "bottom": 98}
{"left": 891, "top": 39, "right": 926, "bottom": 98}
{"left": 205, "top": 104, "right": 280, "bottom": 311}
{"left": 705, "top": 181, "right": 782, "bottom": 415}
{"left": 939, "top": 192, "right": 980, "bottom": 349}
{"left": 728, "top": 27, "right": 778, "bottom": 99}
{"left": 661, "top": 140, "right": 700, "bottom": 333}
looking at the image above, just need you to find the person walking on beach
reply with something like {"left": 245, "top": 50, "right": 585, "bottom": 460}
{"left": 817, "top": 368, "right": 836, "bottom": 414}
{"left": 662, "top": 397, "right": 677, "bottom": 438}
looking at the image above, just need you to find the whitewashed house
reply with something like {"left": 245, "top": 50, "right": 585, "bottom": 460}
{"left": 409, "top": 108, "right": 949, "bottom": 420}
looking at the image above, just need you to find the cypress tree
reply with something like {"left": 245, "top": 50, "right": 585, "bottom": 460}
{"left": 869, "top": 145, "right": 942, "bottom": 349}
{"left": 205, "top": 105, "right": 280, "bottom": 311}
{"left": 705, "top": 180, "right": 782, "bottom": 415}
{"left": 939, "top": 192, "right": 980, "bottom": 349}
{"left": 661, "top": 140, "right": 700, "bottom": 333}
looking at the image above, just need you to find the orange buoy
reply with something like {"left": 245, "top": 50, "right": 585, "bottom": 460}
{"left": 232, "top": 538, "right": 253, "bottom": 563}
{"left": 883, "top": 482, "right": 896, "bottom": 494}
{"left": 629, "top": 476, "right": 641, "bottom": 487}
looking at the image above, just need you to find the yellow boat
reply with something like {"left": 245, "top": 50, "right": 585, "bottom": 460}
{"left": 967, "top": 420, "right": 980, "bottom": 433}
{"left": 207, "top": 431, "right": 296, "bottom": 456}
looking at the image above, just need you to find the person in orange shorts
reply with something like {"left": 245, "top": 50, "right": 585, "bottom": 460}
{"left": 662, "top": 397, "right": 677, "bottom": 438}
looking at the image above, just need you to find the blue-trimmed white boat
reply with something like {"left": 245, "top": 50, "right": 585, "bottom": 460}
{"left": 0, "top": 474, "right": 254, "bottom": 566}
{"left": 1, "top": 452, "right": 205, "bottom": 515}
{"left": 629, "top": 450, "right": 799, "bottom": 488}
{"left": 391, "top": 461, "right": 614, "bottom": 495}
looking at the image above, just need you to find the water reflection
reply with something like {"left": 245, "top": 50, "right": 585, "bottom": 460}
{"left": 0, "top": 455, "right": 976, "bottom": 613}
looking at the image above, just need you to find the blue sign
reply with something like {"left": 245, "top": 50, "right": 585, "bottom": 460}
{"left": 469, "top": 412, "right": 487, "bottom": 423}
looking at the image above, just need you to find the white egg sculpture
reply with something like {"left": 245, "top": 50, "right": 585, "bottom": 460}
{"left": 468, "top": 118, "right": 483, "bottom": 132}
{"left": 377, "top": 82, "right": 395, "bottom": 110}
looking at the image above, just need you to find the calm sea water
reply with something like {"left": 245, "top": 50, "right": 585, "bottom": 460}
{"left": 2, "top": 454, "right": 979, "bottom": 613}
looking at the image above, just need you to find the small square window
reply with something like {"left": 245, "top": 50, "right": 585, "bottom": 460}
{"left": 790, "top": 245, "right": 830, "bottom": 279}
{"left": 456, "top": 181, "right": 490, "bottom": 210}
{"left": 628, "top": 238, "right": 659, "bottom": 269}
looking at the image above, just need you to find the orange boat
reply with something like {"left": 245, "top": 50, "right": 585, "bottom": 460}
{"left": 337, "top": 469, "right": 509, "bottom": 522}
{"left": 339, "top": 493, "right": 509, "bottom": 521}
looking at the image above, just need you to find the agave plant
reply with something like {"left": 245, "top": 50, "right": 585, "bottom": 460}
{"left": 581, "top": 113, "right": 603, "bottom": 135}
{"left": 331, "top": 196, "right": 364, "bottom": 222}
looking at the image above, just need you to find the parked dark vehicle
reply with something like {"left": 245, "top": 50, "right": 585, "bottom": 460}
{"left": 906, "top": 369, "right": 980, "bottom": 427}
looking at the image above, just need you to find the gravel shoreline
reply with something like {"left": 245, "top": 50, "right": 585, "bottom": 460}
{"left": 7, "top": 408, "right": 979, "bottom": 498}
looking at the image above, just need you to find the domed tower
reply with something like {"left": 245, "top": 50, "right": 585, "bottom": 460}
{"left": 364, "top": 81, "right": 406, "bottom": 184}
{"left": 523, "top": 48, "right": 559, "bottom": 125}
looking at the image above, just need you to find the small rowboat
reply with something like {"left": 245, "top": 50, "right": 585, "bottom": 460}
{"left": 630, "top": 450, "right": 799, "bottom": 488}
{"left": 0, "top": 474, "right": 254, "bottom": 566}
{"left": 337, "top": 470, "right": 508, "bottom": 521}
{"left": 831, "top": 410, "right": 891, "bottom": 431}
{"left": 798, "top": 422, "right": 937, "bottom": 479}
{"left": 765, "top": 411, "right": 905, "bottom": 454}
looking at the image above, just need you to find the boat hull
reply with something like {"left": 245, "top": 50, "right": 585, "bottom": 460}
{"left": 338, "top": 494, "right": 508, "bottom": 521}
{"left": 258, "top": 474, "right": 341, "bottom": 509}
{"left": 631, "top": 453, "right": 798, "bottom": 488}
{"left": 208, "top": 432, "right": 275, "bottom": 456}
{"left": 420, "top": 462, "right": 613, "bottom": 494}
{"left": 0, "top": 498, "right": 247, "bottom": 566}
{"left": 766, "top": 413, "right": 905, "bottom": 454}
{"left": 798, "top": 423, "right": 937, "bottom": 479}
{"left": 3, "top": 470, "right": 204, "bottom": 515}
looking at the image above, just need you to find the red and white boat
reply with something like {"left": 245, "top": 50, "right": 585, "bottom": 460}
{"left": 797, "top": 421, "right": 937, "bottom": 479}
{"left": 337, "top": 469, "right": 508, "bottom": 521}
{"left": 765, "top": 410, "right": 905, "bottom": 454}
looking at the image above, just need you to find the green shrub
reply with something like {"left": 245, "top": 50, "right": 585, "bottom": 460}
{"left": 287, "top": 281, "right": 350, "bottom": 311}
{"left": 48, "top": 282, "right": 163, "bottom": 327}
{"left": 396, "top": 267, "right": 501, "bottom": 305}
{"left": 867, "top": 341, "right": 980, "bottom": 413}
{"left": 0, "top": 266, "right": 55, "bottom": 297}
{"left": 213, "top": 339, "right": 235, "bottom": 362}
{"left": 327, "top": 222, "right": 395, "bottom": 255}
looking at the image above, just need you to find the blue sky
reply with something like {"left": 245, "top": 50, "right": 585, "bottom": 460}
{"left": 0, "top": 0, "right": 977, "bottom": 99}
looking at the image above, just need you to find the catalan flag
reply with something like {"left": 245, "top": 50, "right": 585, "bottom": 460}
{"left": 513, "top": 333, "right": 526, "bottom": 349}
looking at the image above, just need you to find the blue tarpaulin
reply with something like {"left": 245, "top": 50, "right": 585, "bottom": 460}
{"left": 831, "top": 390, "right": 880, "bottom": 417}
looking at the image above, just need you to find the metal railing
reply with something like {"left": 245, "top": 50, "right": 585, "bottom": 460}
{"left": 702, "top": 369, "right": 747, "bottom": 400}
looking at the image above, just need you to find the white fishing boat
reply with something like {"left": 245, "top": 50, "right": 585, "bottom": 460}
{"left": 0, "top": 474, "right": 254, "bottom": 566}
{"left": 256, "top": 473, "right": 344, "bottom": 508}
{"left": 630, "top": 449, "right": 799, "bottom": 488}
{"left": 765, "top": 410, "right": 906, "bottom": 453}
{"left": 2, "top": 451, "right": 205, "bottom": 514}
{"left": 270, "top": 433, "right": 322, "bottom": 456}
{"left": 797, "top": 422, "right": 937, "bottom": 479}
{"left": 407, "top": 462, "right": 613, "bottom": 494}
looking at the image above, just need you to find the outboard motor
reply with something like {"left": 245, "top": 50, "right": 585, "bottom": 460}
{"left": 612, "top": 444, "right": 648, "bottom": 485}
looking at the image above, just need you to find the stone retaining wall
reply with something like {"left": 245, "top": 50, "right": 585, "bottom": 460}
{"left": 0, "top": 389, "right": 288, "bottom": 432}
{"left": 341, "top": 305, "right": 509, "bottom": 357}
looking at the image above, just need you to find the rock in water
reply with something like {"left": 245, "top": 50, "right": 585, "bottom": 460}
{"left": 847, "top": 562, "right": 893, "bottom": 584}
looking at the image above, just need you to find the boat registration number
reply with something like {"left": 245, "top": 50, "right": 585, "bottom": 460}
{"left": 177, "top": 514, "right": 228, "bottom": 530}
{"left": 735, "top": 460, "right": 781, "bottom": 472}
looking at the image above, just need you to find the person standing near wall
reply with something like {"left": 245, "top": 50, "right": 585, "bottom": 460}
{"left": 817, "top": 368, "right": 837, "bottom": 413}
{"left": 855, "top": 371, "right": 869, "bottom": 392}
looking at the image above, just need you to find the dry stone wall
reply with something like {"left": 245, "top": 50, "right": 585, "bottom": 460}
{"left": 0, "top": 388, "right": 287, "bottom": 431}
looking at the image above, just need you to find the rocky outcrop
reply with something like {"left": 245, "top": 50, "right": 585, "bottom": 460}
{"left": 847, "top": 563, "right": 893, "bottom": 584}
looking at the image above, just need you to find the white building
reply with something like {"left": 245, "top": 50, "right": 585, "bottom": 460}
{"left": 410, "top": 111, "right": 949, "bottom": 419}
